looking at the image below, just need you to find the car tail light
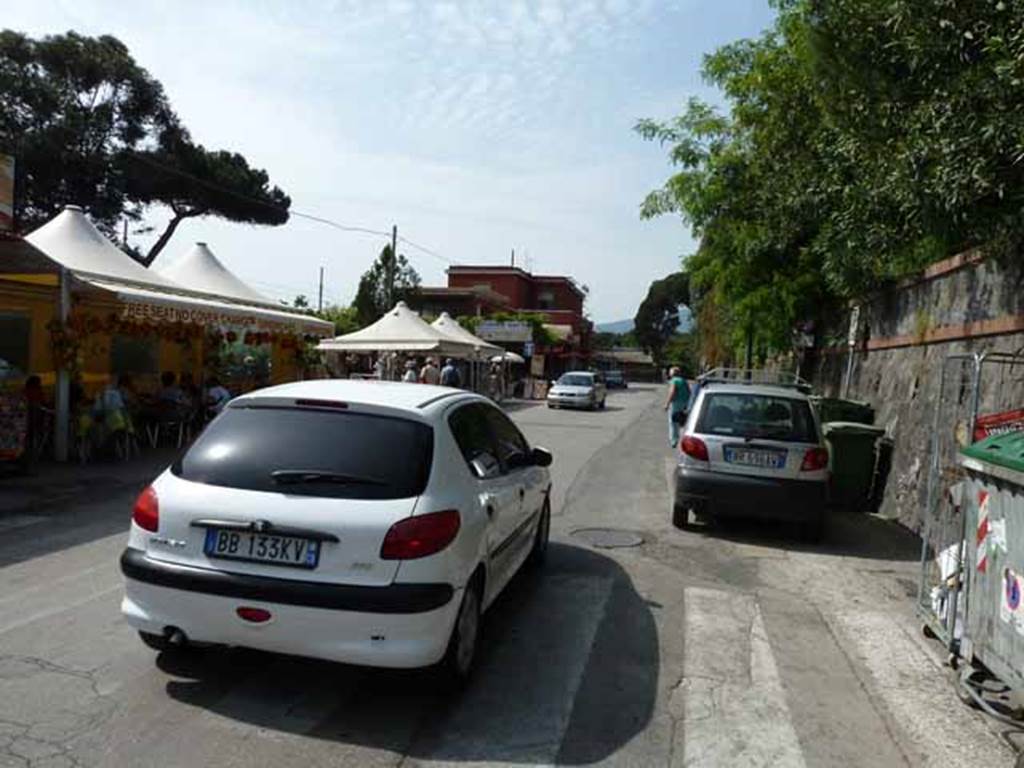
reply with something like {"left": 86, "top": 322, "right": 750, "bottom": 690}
{"left": 680, "top": 436, "right": 709, "bottom": 462}
{"left": 801, "top": 447, "right": 829, "bottom": 471}
{"left": 132, "top": 486, "right": 159, "bottom": 532}
{"left": 236, "top": 607, "right": 272, "bottom": 623}
{"left": 381, "top": 510, "right": 461, "bottom": 560}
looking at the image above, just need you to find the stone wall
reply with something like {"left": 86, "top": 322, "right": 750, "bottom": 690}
{"left": 806, "top": 254, "right": 1024, "bottom": 532}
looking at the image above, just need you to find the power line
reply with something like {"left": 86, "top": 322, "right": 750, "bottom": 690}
{"left": 126, "top": 150, "right": 458, "bottom": 267}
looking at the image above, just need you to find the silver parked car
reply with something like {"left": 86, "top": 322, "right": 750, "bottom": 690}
{"left": 673, "top": 370, "right": 829, "bottom": 540}
{"left": 547, "top": 371, "right": 607, "bottom": 410}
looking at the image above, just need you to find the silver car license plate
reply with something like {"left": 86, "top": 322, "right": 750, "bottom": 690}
{"left": 723, "top": 446, "right": 787, "bottom": 469}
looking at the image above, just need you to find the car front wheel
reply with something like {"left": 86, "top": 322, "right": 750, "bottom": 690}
{"left": 528, "top": 500, "right": 551, "bottom": 567}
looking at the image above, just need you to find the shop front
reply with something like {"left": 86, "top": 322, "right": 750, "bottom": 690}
{"left": 0, "top": 207, "right": 331, "bottom": 463}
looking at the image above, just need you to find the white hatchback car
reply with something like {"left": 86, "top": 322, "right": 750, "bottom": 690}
{"left": 120, "top": 380, "right": 552, "bottom": 683}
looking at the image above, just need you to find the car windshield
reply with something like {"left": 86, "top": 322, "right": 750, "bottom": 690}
{"left": 697, "top": 392, "right": 818, "bottom": 443}
{"left": 558, "top": 374, "right": 593, "bottom": 387}
{"left": 172, "top": 406, "right": 433, "bottom": 500}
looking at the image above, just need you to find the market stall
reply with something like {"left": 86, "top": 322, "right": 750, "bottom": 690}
{"left": 431, "top": 312, "right": 502, "bottom": 391}
{"left": 4, "top": 205, "right": 331, "bottom": 460}
{"left": 319, "top": 301, "right": 477, "bottom": 379}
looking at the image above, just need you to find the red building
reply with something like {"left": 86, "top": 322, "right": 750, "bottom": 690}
{"left": 410, "top": 265, "right": 592, "bottom": 369}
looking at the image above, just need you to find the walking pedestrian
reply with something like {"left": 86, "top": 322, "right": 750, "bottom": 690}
{"left": 664, "top": 366, "right": 690, "bottom": 449}
{"left": 402, "top": 360, "right": 419, "bottom": 383}
{"left": 420, "top": 357, "right": 440, "bottom": 385}
{"left": 440, "top": 358, "right": 461, "bottom": 388}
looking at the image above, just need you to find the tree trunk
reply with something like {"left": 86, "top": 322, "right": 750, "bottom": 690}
{"left": 137, "top": 209, "right": 201, "bottom": 267}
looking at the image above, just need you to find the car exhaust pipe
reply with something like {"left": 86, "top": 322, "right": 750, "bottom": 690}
{"left": 166, "top": 627, "right": 187, "bottom": 646}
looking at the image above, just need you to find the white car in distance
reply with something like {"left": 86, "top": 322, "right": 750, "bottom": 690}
{"left": 120, "top": 380, "right": 553, "bottom": 685}
{"left": 546, "top": 371, "right": 607, "bottom": 410}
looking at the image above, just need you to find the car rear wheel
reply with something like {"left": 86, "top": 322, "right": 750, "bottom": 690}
{"left": 439, "top": 578, "right": 483, "bottom": 687}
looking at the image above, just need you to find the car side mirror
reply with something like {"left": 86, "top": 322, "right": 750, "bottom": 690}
{"left": 531, "top": 447, "right": 553, "bottom": 467}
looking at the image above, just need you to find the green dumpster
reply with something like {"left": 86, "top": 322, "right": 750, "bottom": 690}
{"left": 811, "top": 397, "right": 875, "bottom": 425}
{"left": 822, "top": 422, "right": 886, "bottom": 512}
{"left": 959, "top": 432, "right": 1024, "bottom": 695}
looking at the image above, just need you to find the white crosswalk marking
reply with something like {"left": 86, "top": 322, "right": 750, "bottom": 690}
{"left": 675, "top": 587, "right": 806, "bottom": 767}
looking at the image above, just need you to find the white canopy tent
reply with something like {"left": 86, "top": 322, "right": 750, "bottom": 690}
{"left": 431, "top": 312, "right": 503, "bottom": 358}
{"left": 157, "top": 242, "right": 277, "bottom": 307}
{"left": 22, "top": 206, "right": 331, "bottom": 459}
{"left": 26, "top": 205, "right": 185, "bottom": 291}
{"left": 25, "top": 208, "right": 331, "bottom": 334}
{"left": 318, "top": 301, "right": 475, "bottom": 356}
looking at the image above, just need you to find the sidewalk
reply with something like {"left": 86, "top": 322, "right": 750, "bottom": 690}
{"left": 0, "top": 451, "right": 173, "bottom": 518}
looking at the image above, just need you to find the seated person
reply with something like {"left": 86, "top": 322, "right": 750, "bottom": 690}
{"left": 158, "top": 371, "right": 187, "bottom": 408}
{"left": 205, "top": 376, "right": 232, "bottom": 415}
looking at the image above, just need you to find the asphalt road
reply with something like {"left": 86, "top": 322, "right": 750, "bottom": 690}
{"left": 0, "top": 385, "right": 1014, "bottom": 767}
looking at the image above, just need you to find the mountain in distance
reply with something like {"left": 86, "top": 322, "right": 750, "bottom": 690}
{"left": 596, "top": 307, "right": 692, "bottom": 335}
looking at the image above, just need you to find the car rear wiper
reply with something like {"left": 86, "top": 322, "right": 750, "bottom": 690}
{"left": 271, "top": 470, "right": 387, "bottom": 486}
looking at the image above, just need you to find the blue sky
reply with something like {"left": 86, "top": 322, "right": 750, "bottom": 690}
{"left": 8, "top": 0, "right": 775, "bottom": 322}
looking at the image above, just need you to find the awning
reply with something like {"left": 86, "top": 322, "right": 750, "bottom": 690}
{"left": 78, "top": 277, "right": 333, "bottom": 335}
{"left": 319, "top": 301, "right": 475, "bottom": 355}
{"left": 21, "top": 206, "right": 330, "bottom": 335}
{"left": 544, "top": 323, "right": 574, "bottom": 342}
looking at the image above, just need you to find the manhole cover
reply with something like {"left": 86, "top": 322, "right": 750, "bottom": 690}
{"left": 571, "top": 528, "right": 643, "bottom": 549}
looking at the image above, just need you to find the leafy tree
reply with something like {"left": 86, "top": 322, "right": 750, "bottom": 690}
{"left": 317, "top": 304, "right": 360, "bottom": 336}
{"left": 124, "top": 134, "right": 290, "bottom": 265}
{"left": 0, "top": 30, "right": 290, "bottom": 262}
{"left": 353, "top": 244, "right": 421, "bottom": 326}
{"left": 638, "top": 0, "right": 1024, "bottom": 356}
{"left": 662, "top": 334, "right": 697, "bottom": 377}
{"left": 0, "top": 30, "right": 176, "bottom": 235}
{"left": 292, "top": 295, "right": 309, "bottom": 309}
{"left": 633, "top": 272, "right": 689, "bottom": 365}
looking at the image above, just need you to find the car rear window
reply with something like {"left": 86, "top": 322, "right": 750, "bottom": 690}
{"left": 172, "top": 406, "right": 433, "bottom": 499}
{"left": 696, "top": 393, "right": 818, "bottom": 443}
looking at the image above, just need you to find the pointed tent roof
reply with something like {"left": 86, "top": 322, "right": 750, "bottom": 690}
{"left": 319, "top": 302, "right": 475, "bottom": 355}
{"left": 25, "top": 206, "right": 183, "bottom": 290}
{"left": 431, "top": 312, "right": 503, "bottom": 357}
{"left": 157, "top": 242, "right": 276, "bottom": 307}
{"left": 23, "top": 206, "right": 331, "bottom": 335}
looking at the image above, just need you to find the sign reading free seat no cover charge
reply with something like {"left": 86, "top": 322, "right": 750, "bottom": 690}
{"left": 477, "top": 320, "right": 532, "bottom": 343}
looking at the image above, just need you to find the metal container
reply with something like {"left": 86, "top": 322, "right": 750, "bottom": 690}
{"left": 959, "top": 432, "right": 1024, "bottom": 693}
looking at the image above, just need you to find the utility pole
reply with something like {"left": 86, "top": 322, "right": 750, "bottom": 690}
{"left": 388, "top": 224, "right": 398, "bottom": 308}
{"left": 511, "top": 248, "right": 515, "bottom": 268}
{"left": 317, "top": 266, "right": 324, "bottom": 312}
{"left": 123, "top": 219, "right": 128, "bottom": 247}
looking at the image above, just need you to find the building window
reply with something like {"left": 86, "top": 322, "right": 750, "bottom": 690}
{"left": 537, "top": 290, "right": 555, "bottom": 310}
{"left": 111, "top": 335, "right": 159, "bottom": 375}
{"left": 0, "top": 311, "right": 30, "bottom": 381}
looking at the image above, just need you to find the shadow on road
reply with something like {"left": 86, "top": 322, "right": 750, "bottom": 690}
{"left": 692, "top": 509, "right": 921, "bottom": 561}
{"left": 155, "top": 542, "right": 658, "bottom": 764}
